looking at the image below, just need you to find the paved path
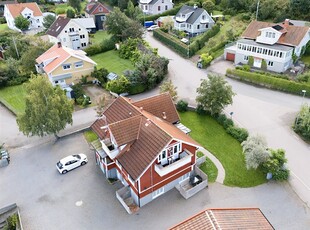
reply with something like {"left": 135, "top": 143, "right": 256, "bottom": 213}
{"left": 144, "top": 32, "right": 310, "bottom": 207}
{"left": 200, "top": 148, "right": 225, "bottom": 184}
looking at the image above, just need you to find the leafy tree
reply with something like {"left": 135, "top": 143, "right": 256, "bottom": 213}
{"left": 202, "top": 0, "right": 215, "bottom": 13}
{"left": 241, "top": 134, "right": 270, "bottom": 170}
{"left": 68, "top": 0, "right": 81, "bottom": 13}
{"left": 106, "top": 7, "right": 144, "bottom": 42}
{"left": 160, "top": 80, "right": 178, "bottom": 101}
{"left": 43, "top": 14, "right": 56, "bottom": 30}
{"left": 14, "top": 16, "right": 30, "bottom": 31}
{"left": 196, "top": 74, "right": 235, "bottom": 115}
{"left": 294, "top": 103, "right": 310, "bottom": 140}
{"left": 263, "top": 149, "right": 289, "bottom": 181}
{"left": 161, "top": 17, "right": 174, "bottom": 32}
{"left": 91, "top": 68, "right": 109, "bottom": 86}
{"left": 256, "top": 0, "right": 289, "bottom": 21}
{"left": 96, "top": 95, "right": 106, "bottom": 117}
{"left": 106, "top": 75, "right": 130, "bottom": 94}
{"left": 17, "top": 74, "right": 74, "bottom": 138}
{"left": 66, "top": 8, "right": 76, "bottom": 18}
{"left": 290, "top": 0, "right": 310, "bottom": 21}
{"left": 125, "top": 0, "right": 142, "bottom": 20}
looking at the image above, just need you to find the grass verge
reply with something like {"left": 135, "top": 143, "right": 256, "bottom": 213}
{"left": 199, "top": 156, "right": 218, "bottom": 183}
{"left": 83, "top": 130, "right": 98, "bottom": 143}
{"left": 179, "top": 111, "right": 266, "bottom": 187}
{"left": 0, "top": 84, "right": 26, "bottom": 115}
{"left": 90, "top": 50, "right": 134, "bottom": 76}
{"left": 0, "top": 24, "right": 8, "bottom": 31}
{"left": 90, "top": 31, "right": 111, "bottom": 45}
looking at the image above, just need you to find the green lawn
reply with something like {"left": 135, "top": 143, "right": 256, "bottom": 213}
{"left": 83, "top": 130, "right": 98, "bottom": 143}
{"left": 301, "top": 55, "right": 310, "bottom": 65}
{"left": 0, "top": 84, "right": 26, "bottom": 115}
{"left": 0, "top": 24, "right": 8, "bottom": 32}
{"left": 199, "top": 156, "right": 218, "bottom": 183}
{"left": 90, "top": 31, "right": 111, "bottom": 45}
{"left": 180, "top": 111, "right": 266, "bottom": 187}
{"left": 90, "top": 50, "right": 134, "bottom": 76}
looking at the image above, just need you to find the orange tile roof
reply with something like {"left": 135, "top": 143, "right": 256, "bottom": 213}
{"left": 170, "top": 208, "right": 274, "bottom": 230}
{"left": 242, "top": 20, "right": 309, "bottom": 47}
{"left": 36, "top": 44, "right": 96, "bottom": 74}
{"left": 133, "top": 92, "right": 180, "bottom": 124}
{"left": 6, "top": 3, "right": 42, "bottom": 18}
{"left": 91, "top": 94, "right": 201, "bottom": 180}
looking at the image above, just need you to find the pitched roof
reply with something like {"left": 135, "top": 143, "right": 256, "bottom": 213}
{"left": 46, "top": 16, "right": 70, "bottom": 37}
{"left": 170, "top": 208, "right": 274, "bottom": 230}
{"left": 91, "top": 94, "right": 201, "bottom": 180}
{"left": 241, "top": 20, "right": 310, "bottom": 47}
{"left": 175, "top": 5, "right": 212, "bottom": 25}
{"left": 5, "top": 2, "right": 43, "bottom": 18}
{"left": 85, "top": 2, "right": 110, "bottom": 15}
{"left": 36, "top": 44, "right": 96, "bottom": 74}
{"left": 133, "top": 93, "right": 180, "bottom": 124}
{"left": 72, "top": 18, "right": 96, "bottom": 29}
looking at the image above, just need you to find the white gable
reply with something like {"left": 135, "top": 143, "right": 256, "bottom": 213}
{"left": 21, "top": 7, "right": 33, "bottom": 18}
{"left": 256, "top": 27, "right": 282, "bottom": 45}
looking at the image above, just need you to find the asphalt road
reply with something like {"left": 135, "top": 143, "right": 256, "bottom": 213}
{"left": 144, "top": 32, "right": 310, "bottom": 207}
{"left": 1, "top": 133, "right": 310, "bottom": 229}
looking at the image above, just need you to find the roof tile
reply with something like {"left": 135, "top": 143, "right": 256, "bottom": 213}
{"left": 5, "top": 3, "right": 42, "bottom": 18}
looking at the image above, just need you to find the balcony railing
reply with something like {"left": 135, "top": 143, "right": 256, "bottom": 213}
{"left": 116, "top": 186, "right": 139, "bottom": 214}
{"left": 154, "top": 149, "right": 192, "bottom": 177}
{"left": 100, "top": 139, "right": 119, "bottom": 159}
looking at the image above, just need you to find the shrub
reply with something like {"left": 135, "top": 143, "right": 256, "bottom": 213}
{"left": 85, "top": 38, "right": 114, "bottom": 56}
{"left": 200, "top": 53, "right": 213, "bottom": 68}
{"left": 226, "top": 126, "right": 249, "bottom": 142}
{"left": 106, "top": 75, "right": 130, "bottom": 94}
{"left": 214, "top": 113, "right": 234, "bottom": 129}
{"left": 272, "top": 169, "right": 290, "bottom": 181}
{"left": 262, "top": 149, "right": 289, "bottom": 181}
{"left": 84, "top": 44, "right": 102, "bottom": 56}
{"left": 91, "top": 68, "right": 109, "bottom": 86}
{"left": 71, "top": 84, "right": 84, "bottom": 101}
{"left": 248, "top": 56, "right": 254, "bottom": 66}
{"left": 0, "top": 17, "right": 6, "bottom": 24}
{"left": 196, "top": 104, "right": 207, "bottom": 115}
{"left": 55, "top": 8, "right": 66, "bottom": 14}
{"left": 242, "top": 64, "right": 250, "bottom": 71}
{"left": 76, "top": 97, "right": 84, "bottom": 105}
{"left": 226, "top": 69, "right": 310, "bottom": 96}
{"left": 293, "top": 104, "right": 310, "bottom": 140}
{"left": 261, "top": 59, "right": 267, "bottom": 70}
{"left": 153, "top": 29, "right": 189, "bottom": 57}
{"left": 176, "top": 100, "right": 188, "bottom": 112}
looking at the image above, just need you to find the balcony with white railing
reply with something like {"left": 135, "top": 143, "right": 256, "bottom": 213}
{"left": 100, "top": 138, "right": 119, "bottom": 159}
{"left": 155, "top": 149, "right": 193, "bottom": 177}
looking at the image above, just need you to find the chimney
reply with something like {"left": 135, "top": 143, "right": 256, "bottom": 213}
{"left": 284, "top": 19, "right": 290, "bottom": 27}
{"left": 140, "top": 107, "right": 143, "bottom": 112}
{"left": 193, "top": 4, "right": 198, "bottom": 9}
{"left": 57, "top": 42, "right": 62, "bottom": 48}
{"left": 162, "top": 112, "right": 167, "bottom": 120}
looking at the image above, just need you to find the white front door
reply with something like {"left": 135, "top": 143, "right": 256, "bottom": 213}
{"left": 253, "top": 58, "right": 262, "bottom": 68}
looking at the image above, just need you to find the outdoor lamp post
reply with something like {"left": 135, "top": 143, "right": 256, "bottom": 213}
{"left": 295, "top": 89, "right": 307, "bottom": 126}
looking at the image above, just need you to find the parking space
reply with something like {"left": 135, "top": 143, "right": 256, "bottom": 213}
{"left": 1, "top": 133, "right": 310, "bottom": 229}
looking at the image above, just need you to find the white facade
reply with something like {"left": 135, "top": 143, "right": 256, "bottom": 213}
{"left": 139, "top": 0, "right": 173, "bottom": 15}
{"left": 174, "top": 6, "right": 214, "bottom": 35}
{"left": 49, "top": 20, "right": 89, "bottom": 50}
{"left": 4, "top": 4, "right": 43, "bottom": 32}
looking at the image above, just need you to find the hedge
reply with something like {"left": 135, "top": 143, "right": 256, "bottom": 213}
{"left": 153, "top": 29, "right": 190, "bottom": 57}
{"left": 226, "top": 69, "right": 310, "bottom": 97}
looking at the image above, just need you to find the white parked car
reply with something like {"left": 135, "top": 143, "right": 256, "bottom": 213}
{"left": 181, "top": 38, "right": 189, "bottom": 44}
{"left": 147, "top": 25, "right": 159, "bottom": 31}
{"left": 56, "top": 154, "right": 88, "bottom": 174}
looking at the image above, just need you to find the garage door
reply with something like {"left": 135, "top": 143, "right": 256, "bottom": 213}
{"left": 226, "top": 52, "right": 235, "bottom": 61}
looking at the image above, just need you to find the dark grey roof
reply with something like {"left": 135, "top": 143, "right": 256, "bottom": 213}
{"left": 187, "top": 8, "right": 204, "bottom": 24}
{"left": 175, "top": 5, "right": 209, "bottom": 24}
{"left": 46, "top": 16, "right": 70, "bottom": 37}
{"left": 238, "top": 38, "right": 293, "bottom": 51}
{"left": 175, "top": 5, "right": 194, "bottom": 18}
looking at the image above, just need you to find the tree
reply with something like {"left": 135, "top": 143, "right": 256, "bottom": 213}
{"left": 16, "top": 74, "right": 74, "bottom": 138}
{"left": 96, "top": 95, "right": 106, "bottom": 117}
{"left": 241, "top": 134, "right": 270, "bottom": 170}
{"left": 294, "top": 103, "right": 310, "bottom": 140}
{"left": 14, "top": 16, "right": 30, "bottom": 31}
{"left": 125, "top": 0, "right": 142, "bottom": 20}
{"left": 160, "top": 80, "right": 178, "bottom": 101}
{"left": 43, "top": 14, "right": 56, "bottom": 30}
{"left": 262, "top": 149, "right": 289, "bottom": 181}
{"left": 66, "top": 8, "right": 75, "bottom": 18}
{"left": 196, "top": 74, "right": 235, "bottom": 115}
{"left": 290, "top": 0, "right": 310, "bottom": 21}
{"left": 106, "top": 75, "right": 130, "bottom": 94}
{"left": 68, "top": 0, "right": 81, "bottom": 13}
{"left": 91, "top": 68, "right": 109, "bottom": 86}
{"left": 106, "top": 7, "right": 144, "bottom": 42}
{"left": 202, "top": 0, "right": 215, "bottom": 13}
{"left": 161, "top": 17, "right": 174, "bottom": 32}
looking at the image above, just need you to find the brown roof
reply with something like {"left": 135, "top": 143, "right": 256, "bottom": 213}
{"left": 46, "top": 16, "right": 70, "bottom": 38}
{"left": 91, "top": 94, "right": 200, "bottom": 180}
{"left": 5, "top": 2, "right": 42, "bottom": 18}
{"left": 170, "top": 208, "right": 274, "bottom": 230}
{"left": 85, "top": 2, "right": 110, "bottom": 15}
{"left": 133, "top": 93, "right": 180, "bottom": 124}
{"left": 242, "top": 20, "right": 310, "bottom": 47}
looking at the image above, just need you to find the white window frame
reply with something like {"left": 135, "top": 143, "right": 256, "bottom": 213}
{"left": 75, "top": 61, "right": 83, "bottom": 68}
{"left": 268, "top": 61, "right": 274, "bottom": 67}
{"left": 244, "top": 55, "right": 249, "bottom": 61}
{"left": 62, "top": 64, "right": 71, "bottom": 70}
{"left": 152, "top": 187, "right": 164, "bottom": 199}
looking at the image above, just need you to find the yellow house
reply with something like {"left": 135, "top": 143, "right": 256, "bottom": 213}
{"left": 35, "top": 43, "right": 97, "bottom": 86}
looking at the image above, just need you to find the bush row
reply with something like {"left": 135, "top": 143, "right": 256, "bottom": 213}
{"left": 84, "top": 38, "right": 115, "bottom": 56}
{"left": 153, "top": 29, "right": 189, "bottom": 57}
{"left": 226, "top": 69, "right": 310, "bottom": 96}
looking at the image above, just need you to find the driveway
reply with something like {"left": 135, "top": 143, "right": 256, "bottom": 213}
{"left": 144, "top": 32, "right": 310, "bottom": 207}
{"left": 0, "top": 133, "right": 310, "bottom": 229}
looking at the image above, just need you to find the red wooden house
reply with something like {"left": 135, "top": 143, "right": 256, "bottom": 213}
{"left": 91, "top": 93, "right": 202, "bottom": 213}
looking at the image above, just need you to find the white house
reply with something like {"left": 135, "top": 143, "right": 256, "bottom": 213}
{"left": 139, "top": 0, "right": 173, "bottom": 15}
{"left": 225, "top": 19, "right": 310, "bottom": 73}
{"left": 174, "top": 5, "right": 214, "bottom": 36}
{"left": 4, "top": 2, "right": 43, "bottom": 32}
{"left": 46, "top": 16, "right": 89, "bottom": 50}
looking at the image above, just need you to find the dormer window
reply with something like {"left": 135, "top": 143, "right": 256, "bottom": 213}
{"left": 202, "top": 15, "right": 205, "bottom": 20}
{"left": 266, "top": 32, "right": 275, "bottom": 38}
{"left": 182, "top": 14, "right": 185, "bottom": 18}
